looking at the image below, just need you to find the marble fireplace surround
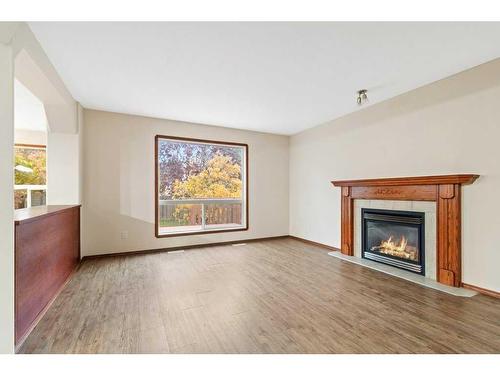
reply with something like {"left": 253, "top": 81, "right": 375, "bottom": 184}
{"left": 331, "top": 175, "right": 479, "bottom": 288}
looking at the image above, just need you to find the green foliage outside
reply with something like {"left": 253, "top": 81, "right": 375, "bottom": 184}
{"left": 160, "top": 218, "right": 186, "bottom": 227}
{"left": 15, "top": 148, "right": 47, "bottom": 185}
{"left": 14, "top": 148, "right": 47, "bottom": 209}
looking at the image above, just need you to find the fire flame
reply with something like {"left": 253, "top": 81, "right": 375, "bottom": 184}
{"left": 371, "top": 235, "right": 417, "bottom": 260}
{"left": 379, "top": 235, "right": 407, "bottom": 253}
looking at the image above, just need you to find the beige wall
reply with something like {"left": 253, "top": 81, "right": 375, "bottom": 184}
{"left": 46, "top": 104, "right": 84, "bottom": 206}
{"left": 13, "top": 24, "right": 82, "bottom": 207}
{"left": 0, "top": 42, "right": 15, "bottom": 354}
{"left": 290, "top": 58, "right": 500, "bottom": 292}
{"left": 46, "top": 105, "right": 83, "bottom": 206}
{"left": 47, "top": 131, "right": 82, "bottom": 205}
{"left": 14, "top": 129, "right": 47, "bottom": 145}
{"left": 0, "top": 23, "right": 81, "bottom": 353}
{"left": 82, "top": 109, "right": 289, "bottom": 256}
{"left": 13, "top": 24, "right": 78, "bottom": 134}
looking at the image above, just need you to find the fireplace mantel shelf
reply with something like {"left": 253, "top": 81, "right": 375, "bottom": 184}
{"left": 331, "top": 174, "right": 479, "bottom": 187}
{"left": 331, "top": 174, "right": 479, "bottom": 287}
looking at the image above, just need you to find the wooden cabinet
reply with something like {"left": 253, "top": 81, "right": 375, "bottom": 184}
{"left": 14, "top": 205, "right": 81, "bottom": 344}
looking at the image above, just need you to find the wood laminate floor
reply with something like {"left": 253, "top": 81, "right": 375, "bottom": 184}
{"left": 19, "top": 238, "right": 500, "bottom": 354}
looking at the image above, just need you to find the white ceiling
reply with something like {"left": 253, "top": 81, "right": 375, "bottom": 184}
{"left": 15, "top": 79, "right": 47, "bottom": 132}
{"left": 29, "top": 22, "right": 500, "bottom": 135}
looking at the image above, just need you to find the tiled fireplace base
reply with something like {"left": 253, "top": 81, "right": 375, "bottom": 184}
{"left": 327, "top": 251, "right": 477, "bottom": 297}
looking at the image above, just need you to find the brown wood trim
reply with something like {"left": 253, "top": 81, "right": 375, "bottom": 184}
{"left": 350, "top": 185, "right": 437, "bottom": 201}
{"left": 155, "top": 134, "right": 248, "bottom": 147}
{"left": 437, "top": 184, "right": 462, "bottom": 287}
{"left": 81, "top": 235, "right": 289, "bottom": 261}
{"left": 154, "top": 135, "right": 249, "bottom": 238}
{"left": 15, "top": 262, "right": 81, "bottom": 352}
{"left": 288, "top": 235, "right": 340, "bottom": 252}
{"left": 341, "top": 186, "right": 354, "bottom": 255}
{"left": 14, "top": 143, "right": 46, "bottom": 149}
{"left": 462, "top": 283, "right": 500, "bottom": 299}
{"left": 332, "top": 174, "right": 479, "bottom": 187}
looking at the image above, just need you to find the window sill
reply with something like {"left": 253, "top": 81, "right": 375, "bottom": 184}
{"left": 155, "top": 225, "right": 248, "bottom": 238}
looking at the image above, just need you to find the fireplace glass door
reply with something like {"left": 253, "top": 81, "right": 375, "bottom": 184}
{"left": 362, "top": 208, "right": 425, "bottom": 275}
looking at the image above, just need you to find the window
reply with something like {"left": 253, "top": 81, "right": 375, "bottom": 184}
{"left": 155, "top": 135, "right": 248, "bottom": 237}
{"left": 14, "top": 144, "right": 47, "bottom": 209}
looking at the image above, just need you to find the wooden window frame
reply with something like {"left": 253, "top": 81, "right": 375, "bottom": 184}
{"left": 155, "top": 135, "right": 249, "bottom": 238}
{"left": 14, "top": 143, "right": 47, "bottom": 149}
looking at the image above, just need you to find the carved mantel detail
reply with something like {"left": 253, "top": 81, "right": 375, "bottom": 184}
{"left": 331, "top": 175, "right": 479, "bottom": 287}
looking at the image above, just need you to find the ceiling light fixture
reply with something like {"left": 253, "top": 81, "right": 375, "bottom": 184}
{"left": 357, "top": 89, "right": 368, "bottom": 106}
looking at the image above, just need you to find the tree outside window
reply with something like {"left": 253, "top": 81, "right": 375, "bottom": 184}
{"left": 156, "top": 136, "right": 247, "bottom": 237}
{"left": 14, "top": 146, "right": 47, "bottom": 209}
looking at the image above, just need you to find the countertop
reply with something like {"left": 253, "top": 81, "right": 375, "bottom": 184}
{"left": 14, "top": 205, "right": 81, "bottom": 225}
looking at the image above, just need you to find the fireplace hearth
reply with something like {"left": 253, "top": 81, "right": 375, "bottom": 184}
{"left": 362, "top": 208, "right": 425, "bottom": 275}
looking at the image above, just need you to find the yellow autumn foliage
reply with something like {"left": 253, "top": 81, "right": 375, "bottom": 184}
{"left": 172, "top": 153, "right": 242, "bottom": 199}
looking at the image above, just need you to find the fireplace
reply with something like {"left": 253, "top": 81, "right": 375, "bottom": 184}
{"left": 361, "top": 208, "right": 425, "bottom": 275}
{"left": 332, "top": 175, "right": 479, "bottom": 286}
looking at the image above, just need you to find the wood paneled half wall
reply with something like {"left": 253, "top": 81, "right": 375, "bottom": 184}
{"left": 14, "top": 205, "right": 81, "bottom": 345}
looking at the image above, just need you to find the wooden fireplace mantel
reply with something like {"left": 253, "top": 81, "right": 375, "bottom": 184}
{"left": 331, "top": 174, "right": 479, "bottom": 287}
{"left": 331, "top": 174, "right": 479, "bottom": 187}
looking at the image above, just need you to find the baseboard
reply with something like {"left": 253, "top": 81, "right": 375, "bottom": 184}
{"left": 287, "top": 235, "right": 340, "bottom": 252}
{"left": 15, "top": 261, "right": 82, "bottom": 353}
{"left": 81, "top": 235, "right": 290, "bottom": 261}
{"left": 462, "top": 283, "right": 500, "bottom": 299}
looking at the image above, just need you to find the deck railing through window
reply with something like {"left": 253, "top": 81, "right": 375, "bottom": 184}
{"left": 14, "top": 185, "right": 47, "bottom": 209}
{"left": 159, "top": 198, "right": 244, "bottom": 233}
